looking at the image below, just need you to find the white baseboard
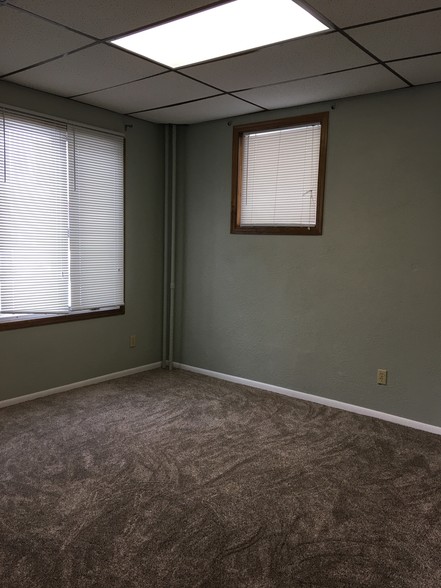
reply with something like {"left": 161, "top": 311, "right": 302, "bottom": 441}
{"left": 174, "top": 363, "right": 441, "bottom": 436}
{"left": 0, "top": 362, "right": 162, "bottom": 409}
{"left": 4, "top": 360, "right": 440, "bottom": 437}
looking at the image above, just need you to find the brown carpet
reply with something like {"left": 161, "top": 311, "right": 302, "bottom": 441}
{"left": 0, "top": 368, "right": 440, "bottom": 587}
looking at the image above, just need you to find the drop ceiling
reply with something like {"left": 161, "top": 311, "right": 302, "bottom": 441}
{"left": 1, "top": 0, "right": 441, "bottom": 124}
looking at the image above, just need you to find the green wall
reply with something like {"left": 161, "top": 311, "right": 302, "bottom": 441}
{"left": 175, "top": 83, "right": 441, "bottom": 427}
{"left": 2, "top": 79, "right": 440, "bottom": 428}
{"left": 0, "top": 81, "right": 164, "bottom": 401}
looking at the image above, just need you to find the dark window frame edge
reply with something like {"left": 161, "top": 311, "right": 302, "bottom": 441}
{"left": 0, "top": 306, "right": 125, "bottom": 331}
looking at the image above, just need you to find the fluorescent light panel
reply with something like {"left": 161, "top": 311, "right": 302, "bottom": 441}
{"left": 111, "top": 0, "right": 328, "bottom": 68}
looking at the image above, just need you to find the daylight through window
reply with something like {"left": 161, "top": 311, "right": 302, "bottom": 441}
{"left": 231, "top": 112, "right": 328, "bottom": 235}
{"left": 0, "top": 107, "right": 124, "bottom": 329}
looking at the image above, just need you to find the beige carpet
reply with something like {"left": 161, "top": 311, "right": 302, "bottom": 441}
{"left": 0, "top": 369, "right": 440, "bottom": 587}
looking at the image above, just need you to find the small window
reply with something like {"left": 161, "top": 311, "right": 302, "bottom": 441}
{"left": 0, "top": 107, "right": 124, "bottom": 330}
{"left": 231, "top": 112, "right": 328, "bottom": 235}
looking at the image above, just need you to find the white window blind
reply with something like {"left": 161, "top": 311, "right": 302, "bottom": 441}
{"left": 0, "top": 108, "right": 124, "bottom": 316}
{"left": 240, "top": 123, "right": 321, "bottom": 227}
{"left": 68, "top": 127, "right": 124, "bottom": 311}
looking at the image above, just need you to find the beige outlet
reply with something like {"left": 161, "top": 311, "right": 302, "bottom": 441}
{"left": 377, "top": 369, "right": 388, "bottom": 385}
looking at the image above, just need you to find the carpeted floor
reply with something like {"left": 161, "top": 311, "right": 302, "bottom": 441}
{"left": 0, "top": 369, "right": 440, "bottom": 587}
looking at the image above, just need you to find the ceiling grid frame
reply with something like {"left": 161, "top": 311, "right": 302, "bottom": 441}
{"left": 0, "top": 0, "right": 440, "bottom": 124}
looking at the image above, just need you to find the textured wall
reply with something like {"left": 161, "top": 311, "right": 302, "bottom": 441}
{"left": 0, "top": 81, "right": 164, "bottom": 401}
{"left": 175, "top": 83, "right": 441, "bottom": 427}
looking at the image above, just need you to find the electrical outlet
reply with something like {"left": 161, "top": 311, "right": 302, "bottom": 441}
{"left": 377, "top": 369, "right": 388, "bottom": 385}
{"left": 129, "top": 335, "right": 136, "bottom": 348}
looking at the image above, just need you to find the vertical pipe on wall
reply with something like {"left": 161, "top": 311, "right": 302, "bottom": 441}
{"left": 168, "top": 125, "right": 177, "bottom": 370}
{"left": 161, "top": 126, "right": 170, "bottom": 369}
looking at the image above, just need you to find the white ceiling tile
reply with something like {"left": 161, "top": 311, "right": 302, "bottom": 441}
{"left": 3, "top": 1, "right": 440, "bottom": 124}
{"left": 9, "top": 0, "right": 223, "bottom": 39}
{"left": 305, "top": 0, "right": 441, "bottom": 27}
{"left": 5, "top": 45, "right": 165, "bottom": 97}
{"left": 0, "top": 5, "right": 91, "bottom": 76}
{"left": 233, "top": 65, "right": 407, "bottom": 110}
{"left": 74, "top": 72, "right": 219, "bottom": 113}
{"left": 184, "top": 32, "right": 374, "bottom": 92}
{"left": 133, "top": 95, "right": 263, "bottom": 124}
{"left": 347, "top": 11, "right": 441, "bottom": 61}
{"left": 388, "top": 54, "right": 441, "bottom": 85}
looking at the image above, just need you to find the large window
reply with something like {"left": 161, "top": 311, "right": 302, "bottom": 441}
{"left": 231, "top": 112, "right": 328, "bottom": 235}
{"left": 0, "top": 107, "right": 124, "bottom": 330}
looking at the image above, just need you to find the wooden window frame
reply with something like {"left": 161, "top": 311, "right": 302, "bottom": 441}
{"left": 0, "top": 307, "right": 125, "bottom": 332}
{"left": 231, "top": 112, "right": 329, "bottom": 235}
{"left": 0, "top": 107, "right": 125, "bottom": 331}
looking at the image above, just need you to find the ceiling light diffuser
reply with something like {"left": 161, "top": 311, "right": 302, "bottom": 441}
{"left": 111, "top": 0, "right": 328, "bottom": 69}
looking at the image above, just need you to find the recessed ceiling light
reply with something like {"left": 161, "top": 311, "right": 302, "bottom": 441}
{"left": 111, "top": 0, "right": 328, "bottom": 69}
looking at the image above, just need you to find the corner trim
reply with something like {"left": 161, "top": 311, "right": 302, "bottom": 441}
{"left": 0, "top": 362, "right": 162, "bottom": 409}
{"left": 174, "top": 363, "right": 441, "bottom": 436}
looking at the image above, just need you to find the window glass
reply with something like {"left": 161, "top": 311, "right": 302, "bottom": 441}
{"left": 0, "top": 108, "right": 124, "bottom": 329}
{"left": 231, "top": 112, "right": 328, "bottom": 235}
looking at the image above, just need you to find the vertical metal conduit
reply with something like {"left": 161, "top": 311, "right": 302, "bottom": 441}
{"left": 161, "top": 125, "right": 170, "bottom": 369}
{"left": 168, "top": 125, "right": 177, "bottom": 370}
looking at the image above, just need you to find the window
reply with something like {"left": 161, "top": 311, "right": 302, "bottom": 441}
{"left": 231, "top": 112, "right": 328, "bottom": 235}
{"left": 0, "top": 107, "right": 124, "bottom": 330}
